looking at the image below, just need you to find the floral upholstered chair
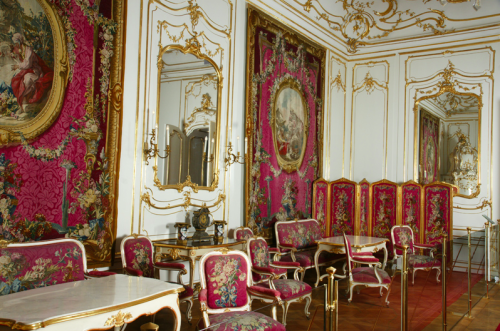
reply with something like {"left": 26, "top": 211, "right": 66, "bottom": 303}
{"left": 120, "top": 234, "right": 193, "bottom": 323}
{"left": 391, "top": 225, "right": 441, "bottom": 285}
{"left": 198, "top": 248, "right": 286, "bottom": 331}
{"left": 343, "top": 233, "right": 391, "bottom": 305}
{"left": 234, "top": 226, "right": 279, "bottom": 256}
{"left": 247, "top": 236, "right": 312, "bottom": 326}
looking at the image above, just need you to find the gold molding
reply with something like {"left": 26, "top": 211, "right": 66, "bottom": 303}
{"left": 141, "top": 191, "right": 226, "bottom": 211}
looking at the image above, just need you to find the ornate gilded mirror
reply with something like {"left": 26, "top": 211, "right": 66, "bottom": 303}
{"left": 151, "top": 45, "right": 221, "bottom": 191}
{"left": 414, "top": 64, "right": 481, "bottom": 198}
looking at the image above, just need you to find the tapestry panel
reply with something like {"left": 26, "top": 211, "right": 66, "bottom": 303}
{"left": 370, "top": 180, "right": 398, "bottom": 255}
{"left": 245, "top": 8, "right": 325, "bottom": 237}
{"left": 423, "top": 182, "right": 452, "bottom": 245}
{"left": 0, "top": 0, "right": 125, "bottom": 265}
{"left": 329, "top": 178, "right": 356, "bottom": 236}
{"left": 312, "top": 178, "right": 328, "bottom": 236}
{"left": 357, "top": 179, "right": 370, "bottom": 236}
{"left": 401, "top": 181, "right": 423, "bottom": 244}
{"left": 419, "top": 109, "right": 440, "bottom": 184}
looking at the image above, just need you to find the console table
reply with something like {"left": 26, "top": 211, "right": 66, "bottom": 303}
{"left": 153, "top": 238, "right": 246, "bottom": 290}
{"left": 314, "top": 235, "right": 389, "bottom": 287}
{"left": 0, "top": 274, "right": 183, "bottom": 330}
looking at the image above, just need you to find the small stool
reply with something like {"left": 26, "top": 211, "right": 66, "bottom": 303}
{"left": 140, "top": 322, "right": 159, "bottom": 331}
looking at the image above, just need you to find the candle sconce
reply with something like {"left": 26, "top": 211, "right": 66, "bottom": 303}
{"left": 203, "top": 152, "right": 215, "bottom": 163}
{"left": 143, "top": 129, "right": 170, "bottom": 165}
{"left": 224, "top": 141, "right": 247, "bottom": 171}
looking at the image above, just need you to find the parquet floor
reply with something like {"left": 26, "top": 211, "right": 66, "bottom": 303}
{"left": 125, "top": 263, "right": 497, "bottom": 331}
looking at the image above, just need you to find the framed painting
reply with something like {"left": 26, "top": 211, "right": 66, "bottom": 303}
{"left": 245, "top": 7, "right": 325, "bottom": 238}
{"left": 419, "top": 109, "right": 440, "bottom": 184}
{"left": 0, "top": 0, "right": 68, "bottom": 145}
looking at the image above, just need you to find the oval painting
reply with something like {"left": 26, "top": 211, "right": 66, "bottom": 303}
{"left": 272, "top": 82, "right": 308, "bottom": 172}
{"left": 0, "top": 0, "right": 67, "bottom": 145}
{"left": 0, "top": 0, "right": 54, "bottom": 125}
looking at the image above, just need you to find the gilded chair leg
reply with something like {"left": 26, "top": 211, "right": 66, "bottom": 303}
{"left": 384, "top": 285, "right": 391, "bottom": 306}
{"left": 412, "top": 269, "right": 416, "bottom": 285}
{"left": 282, "top": 301, "right": 290, "bottom": 326}
{"left": 304, "top": 294, "right": 312, "bottom": 319}
{"left": 379, "top": 286, "right": 384, "bottom": 297}
{"left": 272, "top": 304, "right": 278, "bottom": 321}
{"left": 436, "top": 267, "right": 441, "bottom": 283}
{"left": 301, "top": 269, "right": 305, "bottom": 282}
{"left": 348, "top": 285, "right": 354, "bottom": 304}
{"left": 183, "top": 297, "right": 193, "bottom": 324}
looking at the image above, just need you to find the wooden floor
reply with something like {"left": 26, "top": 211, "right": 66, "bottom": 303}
{"left": 125, "top": 264, "right": 498, "bottom": 331}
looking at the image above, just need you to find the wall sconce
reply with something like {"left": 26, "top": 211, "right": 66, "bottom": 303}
{"left": 224, "top": 136, "right": 248, "bottom": 171}
{"left": 143, "top": 125, "right": 171, "bottom": 165}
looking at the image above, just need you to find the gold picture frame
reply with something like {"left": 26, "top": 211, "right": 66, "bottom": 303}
{"left": 0, "top": 0, "right": 68, "bottom": 146}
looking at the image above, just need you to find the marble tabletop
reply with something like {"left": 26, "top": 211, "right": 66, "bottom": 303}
{"left": 316, "top": 235, "right": 389, "bottom": 247}
{"left": 0, "top": 274, "right": 183, "bottom": 327}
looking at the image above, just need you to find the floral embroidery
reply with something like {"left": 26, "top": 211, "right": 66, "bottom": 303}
{"left": 426, "top": 189, "right": 448, "bottom": 242}
{"left": 130, "top": 242, "right": 152, "bottom": 278}
{"left": 373, "top": 187, "right": 396, "bottom": 239}
{"left": 272, "top": 279, "right": 308, "bottom": 298}
{"left": 332, "top": 186, "right": 354, "bottom": 236}
{"left": 0, "top": 246, "right": 83, "bottom": 295}
{"left": 278, "top": 221, "right": 322, "bottom": 249}
{"left": 315, "top": 191, "right": 326, "bottom": 236}
{"left": 207, "top": 311, "right": 280, "bottom": 331}
{"left": 251, "top": 241, "right": 269, "bottom": 268}
{"left": 208, "top": 256, "right": 246, "bottom": 308}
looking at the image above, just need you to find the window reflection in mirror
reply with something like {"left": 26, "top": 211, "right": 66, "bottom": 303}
{"left": 156, "top": 49, "right": 218, "bottom": 187}
{"left": 418, "top": 91, "right": 479, "bottom": 196}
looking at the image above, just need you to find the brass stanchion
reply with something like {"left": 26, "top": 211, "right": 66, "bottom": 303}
{"left": 402, "top": 245, "right": 409, "bottom": 331}
{"left": 326, "top": 267, "right": 338, "bottom": 331}
{"left": 467, "top": 227, "right": 472, "bottom": 318}
{"left": 485, "top": 222, "right": 490, "bottom": 299}
{"left": 442, "top": 234, "right": 447, "bottom": 331}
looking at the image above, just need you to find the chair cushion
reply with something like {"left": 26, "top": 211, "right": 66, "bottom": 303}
{"left": 253, "top": 266, "right": 287, "bottom": 283}
{"left": 204, "top": 255, "right": 249, "bottom": 309}
{"left": 280, "top": 250, "right": 341, "bottom": 267}
{"left": 352, "top": 267, "right": 391, "bottom": 284}
{"left": 198, "top": 311, "right": 286, "bottom": 331}
{"left": 258, "top": 279, "right": 312, "bottom": 300}
{"left": 179, "top": 285, "right": 193, "bottom": 299}
{"left": 409, "top": 254, "right": 440, "bottom": 268}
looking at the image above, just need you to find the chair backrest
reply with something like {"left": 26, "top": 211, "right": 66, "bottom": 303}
{"left": 120, "top": 234, "right": 154, "bottom": 278}
{"left": 391, "top": 225, "right": 415, "bottom": 256}
{"left": 199, "top": 249, "right": 251, "bottom": 311}
{"left": 275, "top": 219, "right": 323, "bottom": 250}
{"left": 0, "top": 238, "right": 87, "bottom": 296}
{"left": 234, "top": 227, "right": 254, "bottom": 241}
{"left": 343, "top": 233, "right": 354, "bottom": 273}
{"left": 247, "top": 236, "right": 270, "bottom": 269}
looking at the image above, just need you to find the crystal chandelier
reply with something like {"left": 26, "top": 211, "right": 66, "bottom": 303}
{"left": 439, "top": 0, "right": 481, "bottom": 11}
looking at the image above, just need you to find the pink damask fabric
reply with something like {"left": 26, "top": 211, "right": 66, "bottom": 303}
{"left": 401, "top": 182, "right": 423, "bottom": 244}
{"left": 329, "top": 180, "right": 356, "bottom": 236}
{"left": 204, "top": 255, "right": 249, "bottom": 309}
{"left": 313, "top": 179, "right": 328, "bottom": 236}
{"left": 123, "top": 237, "right": 154, "bottom": 278}
{"left": 0, "top": 241, "right": 85, "bottom": 295}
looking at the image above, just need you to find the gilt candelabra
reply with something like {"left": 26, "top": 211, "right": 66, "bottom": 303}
{"left": 143, "top": 129, "right": 170, "bottom": 165}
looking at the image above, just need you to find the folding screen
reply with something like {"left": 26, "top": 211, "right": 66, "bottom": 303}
{"left": 356, "top": 179, "right": 370, "bottom": 236}
{"left": 400, "top": 180, "right": 424, "bottom": 244}
{"left": 423, "top": 182, "right": 453, "bottom": 245}
{"left": 329, "top": 178, "right": 357, "bottom": 236}
{"left": 312, "top": 178, "right": 329, "bottom": 236}
{"left": 370, "top": 180, "right": 399, "bottom": 255}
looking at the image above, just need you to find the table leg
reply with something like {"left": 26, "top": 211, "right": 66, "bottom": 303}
{"left": 314, "top": 245, "right": 324, "bottom": 287}
{"left": 382, "top": 244, "right": 388, "bottom": 270}
{"left": 189, "top": 258, "right": 196, "bottom": 291}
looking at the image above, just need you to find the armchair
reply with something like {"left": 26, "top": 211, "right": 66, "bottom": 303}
{"left": 391, "top": 225, "right": 441, "bottom": 285}
{"left": 198, "top": 248, "right": 286, "bottom": 331}
{"left": 343, "top": 233, "right": 391, "bottom": 305}
{"left": 120, "top": 234, "right": 193, "bottom": 323}
{"left": 234, "top": 226, "right": 279, "bottom": 256}
{"left": 248, "top": 237, "right": 312, "bottom": 326}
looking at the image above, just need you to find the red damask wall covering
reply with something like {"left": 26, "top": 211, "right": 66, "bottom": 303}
{"left": 0, "top": 0, "right": 125, "bottom": 266}
{"left": 245, "top": 8, "right": 325, "bottom": 237}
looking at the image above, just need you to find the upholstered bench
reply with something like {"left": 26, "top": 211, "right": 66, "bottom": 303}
{"left": 0, "top": 238, "right": 115, "bottom": 296}
{"left": 274, "top": 219, "right": 343, "bottom": 281}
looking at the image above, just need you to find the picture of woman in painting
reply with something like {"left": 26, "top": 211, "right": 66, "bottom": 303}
{"left": 10, "top": 32, "right": 53, "bottom": 118}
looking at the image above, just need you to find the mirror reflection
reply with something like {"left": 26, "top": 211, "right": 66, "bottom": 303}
{"left": 156, "top": 49, "right": 218, "bottom": 188}
{"left": 418, "top": 91, "right": 480, "bottom": 196}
